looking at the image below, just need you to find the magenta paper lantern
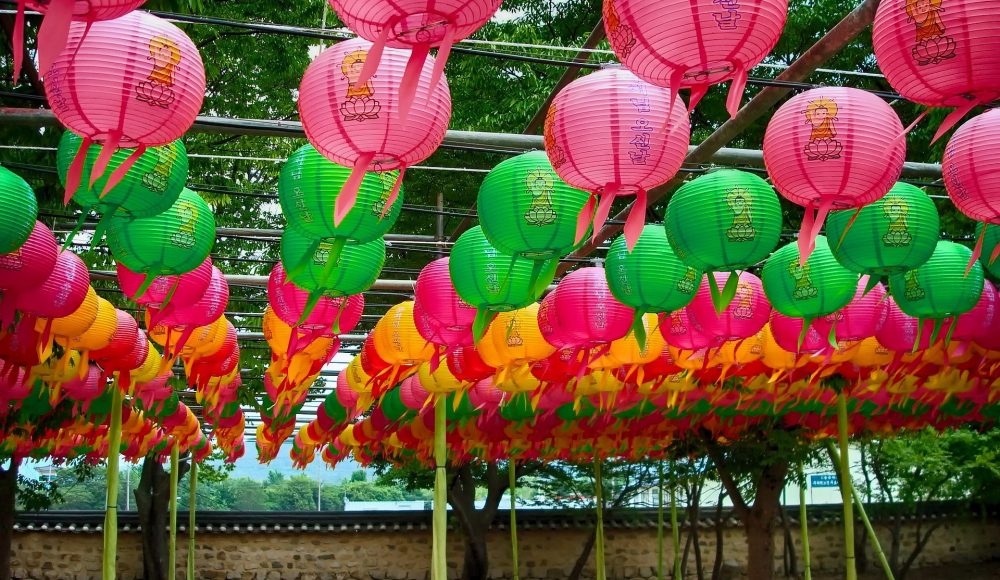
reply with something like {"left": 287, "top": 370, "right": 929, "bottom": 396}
{"left": 62, "top": 365, "right": 105, "bottom": 403}
{"left": 335, "top": 371, "right": 363, "bottom": 418}
{"left": 414, "top": 258, "right": 476, "bottom": 338}
{"left": 603, "top": 0, "right": 788, "bottom": 115}
{"left": 819, "top": 277, "right": 889, "bottom": 342}
{"left": 536, "top": 291, "right": 574, "bottom": 350}
{"left": 951, "top": 280, "right": 997, "bottom": 343}
{"left": 544, "top": 66, "right": 690, "bottom": 248}
{"left": 329, "top": 0, "right": 500, "bottom": 101}
{"left": 942, "top": 109, "right": 1000, "bottom": 265}
{"left": 413, "top": 299, "right": 473, "bottom": 349}
{"left": 545, "top": 267, "right": 635, "bottom": 349}
{"left": 467, "top": 377, "right": 503, "bottom": 410}
{"left": 14, "top": 249, "right": 90, "bottom": 320}
{"left": 769, "top": 311, "right": 830, "bottom": 354}
{"left": 763, "top": 87, "right": 906, "bottom": 261}
{"left": 116, "top": 257, "right": 213, "bottom": 309}
{"left": 44, "top": 11, "right": 205, "bottom": 200}
{"left": 268, "top": 263, "right": 364, "bottom": 334}
{"left": 399, "top": 374, "right": 430, "bottom": 411}
{"left": 298, "top": 37, "right": 451, "bottom": 225}
{"left": 687, "top": 271, "right": 771, "bottom": 344}
{"left": 876, "top": 296, "right": 934, "bottom": 352}
{"left": 0, "top": 221, "right": 58, "bottom": 293}
{"left": 657, "top": 308, "right": 713, "bottom": 351}
{"left": 10, "top": 0, "right": 146, "bottom": 81}
{"left": 153, "top": 266, "right": 228, "bottom": 329}
{"left": 872, "top": 0, "right": 1000, "bottom": 141}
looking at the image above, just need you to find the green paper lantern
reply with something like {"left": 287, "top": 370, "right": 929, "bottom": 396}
{"left": 57, "top": 131, "right": 186, "bottom": 218}
{"left": 446, "top": 392, "right": 477, "bottom": 422}
{"left": 477, "top": 151, "right": 591, "bottom": 261}
{"left": 889, "top": 240, "right": 984, "bottom": 321}
{"left": 322, "top": 391, "right": 348, "bottom": 424}
{"left": 826, "top": 182, "right": 939, "bottom": 277}
{"left": 0, "top": 165, "right": 37, "bottom": 254}
{"left": 665, "top": 169, "right": 781, "bottom": 309}
{"left": 106, "top": 188, "right": 215, "bottom": 282}
{"left": 762, "top": 235, "right": 859, "bottom": 321}
{"left": 278, "top": 144, "right": 403, "bottom": 243}
{"left": 380, "top": 386, "right": 412, "bottom": 423}
{"left": 606, "top": 224, "right": 701, "bottom": 313}
{"left": 280, "top": 226, "right": 385, "bottom": 297}
{"left": 978, "top": 223, "right": 1000, "bottom": 278}
{"left": 449, "top": 226, "right": 556, "bottom": 338}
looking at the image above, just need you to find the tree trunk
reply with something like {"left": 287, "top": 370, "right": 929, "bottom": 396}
{"left": 447, "top": 463, "right": 511, "bottom": 580}
{"left": 461, "top": 535, "right": 489, "bottom": 580}
{"left": 135, "top": 455, "right": 188, "bottom": 580}
{"left": 0, "top": 459, "right": 18, "bottom": 580}
{"left": 711, "top": 492, "right": 725, "bottom": 580}
{"left": 567, "top": 528, "right": 597, "bottom": 580}
{"left": 743, "top": 461, "right": 789, "bottom": 580}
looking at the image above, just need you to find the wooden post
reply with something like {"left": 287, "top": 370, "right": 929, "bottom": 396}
{"left": 169, "top": 445, "right": 179, "bottom": 580}
{"left": 187, "top": 461, "right": 197, "bottom": 580}
{"left": 594, "top": 459, "right": 606, "bottom": 580}
{"left": 799, "top": 462, "right": 812, "bottom": 580}
{"left": 102, "top": 380, "right": 123, "bottom": 580}
{"left": 836, "top": 393, "right": 857, "bottom": 580}
{"left": 509, "top": 462, "right": 520, "bottom": 580}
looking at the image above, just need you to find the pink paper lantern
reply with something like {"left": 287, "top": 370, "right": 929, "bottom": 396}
{"left": 0, "top": 221, "right": 58, "bottom": 329}
{"left": 413, "top": 299, "right": 473, "bottom": 349}
{"left": 399, "top": 374, "right": 430, "bottom": 411}
{"left": 603, "top": 0, "right": 788, "bottom": 115}
{"left": 657, "top": 308, "right": 712, "bottom": 350}
{"left": 819, "top": 277, "right": 889, "bottom": 342}
{"left": 763, "top": 87, "right": 905, "bottom": 261}
{"left": 45, "top": 11, "right": 205, "bottom": 200}
{"left": 298, "top": 37, "right": 451, "bottom": 225}
{"left": 769, "top": 311, "right": 830, "bottom": 354}
{"left": 268, "top": 263, "right": 365, "bottom": 335}
{"left": 872, "top": 0, "right": 1000, "bottom": 141}
{"left": 62, "top": 365, "right": 106, "bottom": 403}
{"left": 544, "top": 267, "right": 635, "bottom": 349}
{"left": 10, "top": 0, "right": 146, "bottom": 82}
{"left": 687, "top": 271, "right": 771, "bottom": 344}
{"left": 117, "top": 257, "right": 213, "bottom": 309}
{"left": 942, "top": 109, "right": 1000, "bottom": 264}
{"left": 467, "top": 376, "right": 504, "bottom": 410}
{"left": 153, "top": 266, "right": 229, "bottom": 328}
{"left": 544, "top": 66, "right": 691, "bottom": 249}
{"left": 876, "top": 296, "right": 934, "bottom": 352}
{"left": 536, "top": 291, "right": 574, "bottom": 350}
{"left": 335, "top": 371, "right": 363, "bottom": 418}
{"left": 14, "top": 249, "right": 90, "bottom": 320}
{"left": 329, "top": 0, "right": 500, "bottom": 101}
{"left": 414, "top": 257, "right": 476, "bottom": 343}
{"left": 951, "top": 280, "right": 997, "bottom": 343}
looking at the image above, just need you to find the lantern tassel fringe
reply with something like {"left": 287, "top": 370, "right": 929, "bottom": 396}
{"left": 35, "top": 0, "right": 74, "bottom": 76}
{"left": 63, "top": 137, "right": 94, "bottom": 205}
{"left": 725, "top": 66, "right": 748, "bottom": 119}
{"left": 11, "top": 1, "right": 24, "bottom": 84}
{"left": 397, "top": 43, "right": 430, "bottom": 125}
{"left": 335, "top": 152, "right": 376, "bottom": 226}
{"left": 931, "top": 99, "right": 981, "bottom": 145}
{"left": 623, "top": 189, "right": 647, "bottom": 252}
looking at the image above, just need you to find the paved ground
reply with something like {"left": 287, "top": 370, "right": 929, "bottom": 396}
{"left": 814, "top": 562, "right": 1000, "bottom": 579}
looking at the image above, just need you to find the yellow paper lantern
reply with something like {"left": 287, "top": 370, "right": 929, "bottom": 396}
{"left": 478, "top": 303, "right": 555, "bottom": 371}
{"left": 372, "top": 301, "right": 435, "bottom": 366}
{"left": 417, "top": 361, "right": 465, "bottom": 394}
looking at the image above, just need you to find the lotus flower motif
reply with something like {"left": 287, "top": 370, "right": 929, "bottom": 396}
{"left": 913, "top": 36, "right": 957, "bottom": 66}
{"left": 135, "top": 81, "right": 176, "bottom": 109}
{"left": 804, "top": 138, "right": 843, "bottom": 161}
{"left": 341, "top": 96, "right": 381, "bottom": 122}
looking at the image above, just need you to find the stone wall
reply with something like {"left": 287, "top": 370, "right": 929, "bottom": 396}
{"left": 9, "top": 516, "right": 1000, "bottom": 579}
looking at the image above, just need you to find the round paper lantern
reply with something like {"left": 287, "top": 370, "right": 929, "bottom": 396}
{"left": 876, "top": 296, "right": 935, "bottom": 352}
{"left": 478, "top": 151, "right": 592, "bottom": 262}
{"left": 446, "top": 347, "right": 495, "bottom": 383}
{"left": 819, "top": 277, "right": 889, "bottom": 342}
{"left": 448, "top": 226, "right": 557, "bottom": 339}
{"left": 543, "top": 67, "right": 690, "bottom": 247}
{"left": 657, "top": 308, "right": 712, "bottom": 351}
{"left": 116, "top": 257, "right": 213, "bottom": 308}
{"left": 105, "top": 188, "right": 215, "bottom": 292}
{"left": 14, "top": 250, "right": 91, "bottom": 320}
{"left": 56, "top": 131, "right": 186, "bottom": 215}
{"left": 762, "top": 236, "right": 859, "bottom": 327}
{"left": 942, "top": 109, "right": 1000, "bottom": 265}
{"left": 0, "top": 165, "right": 37, "bottom": 254}
{"left": 888, "top": 240, "right": 984, "bottom": 341}
{"left": 603, "top": 0, "right": 788, "bottom": 115}
{"left": 687, "top": 271, "right": 771, "bottom": 344}
{"left": 763, "top": 87, "right": 906, "bottom": 260}
{"left": 45, "top": 11, "right": 205, "bottom": 199}
{"left": 414, "top": 257, "right": 476, "bottom": 339}
{"left": 665, "top": 169, "right": 781, "bottom": 309}
{"left": 412, "top": 299, "right": 473, "bottom": 350}
{"left": 269, "top": 263, "right": 365, "bottom": 335}
{"left": 872, "top": 0, "right": 1000, "bottom": 141}
{"left": 43, "top": 286, "right": 100, "bottom": 345}
{"left": 951, "top": 280, "right": 997, "bottom": 343}
{"left": 477, "top": 304, "right": 555, "bottom": 374}
{"left": 280, "top": 227, "right": 385, "bottom": 298}
{"left": 0, "top": 221, "right": 58, "bottom": 294}
{"left": 371, "top": 301, "right": 435, "bottom": 367}
{"left": 826, "top": 182, "right": 940, "bottom": 277}
{"left": 278, "top": 143, "right": 403, "bottom": 245}
{"left": 90, "top": 309, "right": 141, "bottom": 365}
{"left": 297, "top": 37, "right": 451, "bottom": 225}
{"left": 153, "top": 266, "right": 229, "bottom": 330}
{"left": 56, "top": 296, "right": 118, "bottom": 359}
{"left": 605, "top": 224, "right": 702, "bottom": 321}
{"left": 544, "top": 267, "right": 635, "bottom": 350}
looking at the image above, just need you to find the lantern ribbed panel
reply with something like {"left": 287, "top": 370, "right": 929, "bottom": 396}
{"left": 415, "top": 258, "right": 476, "bottom": 330}
{"left": 603, "top": 0, "right": 788, "bottom": 88}
{"left": 25, "top": 1, "right": 145, "bottom": 19}
{"left": 417, "top": 361, "right": 464, "bottom": 394}
{"left": 154, "top": 266, "right": 228, "bottom": 328}
{"left": 477, "top": 304, "right": 555, "bottom": 368}
{"left": 979, "top": 223, "right": 1000, "bottom": 277}
{"left": 446, "top": 347, "right": 495, "bottom": 382}
{"left": 477, "top": 151, "right": 590, "bottom": 260}
{"left": 761, "top": 236, "right": 859, "bottom": 319}
{"left": 44, "top": 12, "right": 205, "bottom": 147}
{"left": 57, "top": 296, "right": 117, "bottom": 352}
{"left": 0, "top": 165, "right": 37, "bottom": 254}
{"left": 951, "top": 280, "right": 996, "bottom": 342}
{"left": 106, "top": 188, "right": 215, "bottom": 277}
{"left": 335, "top": 371, "right": 362, "bottom": 416}
{"left": 90, "top": 309, "right": 139, "bottom": 362}
{"left": 279, "top": 228, "right": 385, "bottom": 296}
{"left": 268, "top": 263, "right": 365, "bottom": 332}
{"left": 767, "top": 312, "right": 828, "bottom": 353}
{"left": 687, "top": 271, "right": 771, "bottom": 342}
{"left": 605, "top": 225, "right": 701, "bottom": 313}
{"left": 56, "top": 131, "right": 186, "bottom": 217}
{"left": 413, "top": 299, "right": 473, "bottom": 347}
{"left": 876, "top": 296, "right": 934, "bottom": 351}
{"left": 49, "top": 286, "right": 99, "bottom": 339}
{"left": 826, "top": 182, "right": 940, "bottom": 276}
{"left": 657, "top": 308, "right": 712, "bottom": 350}
{"left": 537, "top": 291, "right": 574, "bottom": 350}
{"left": 371, "top": 301, "right": 434, "bottom": 366}
{"left": 278, "top": 144, "right": 402, "bottom": 241}
{"left": 330, "top": 0, "right": 501, "bottom": 49}
{"left": 448, "top": 226, "right": 555, "bottom": 312}
{"left": 544, "top": 68, "right": 689, "bottom": 193}
{"left": 942, "top": 109, "right": 1000, "bottom": 223}
{"left": 872, "top": 0, "right": 1000, "bottom": 107}
{"left": 0, "top": 221, "right": 57, "bottom": 292}
{"left": 607, "top": 313, "right": 664, "bottom": 366}
{"left": 14, "top": 250, "right": 90, "bottom": 319}
{"left": 298, "top": 38, "right": 451, "bottom": 170}
{"left": 546, "top": 267, "right": 635, "bottom": 348}
{"left": 763, "top": 87, "right": 905, "bottom": 209}
{"left": 889, "top": 240, "right": 984, "bottom": 319}
{"left": 820, "top": 278, "right": 888, "bottom": 342}
{"left": 665, "top": 169, "right": 781, "bottom": 271}
{"left": 116, "top": 258, "right": 213, "bottom": 308}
